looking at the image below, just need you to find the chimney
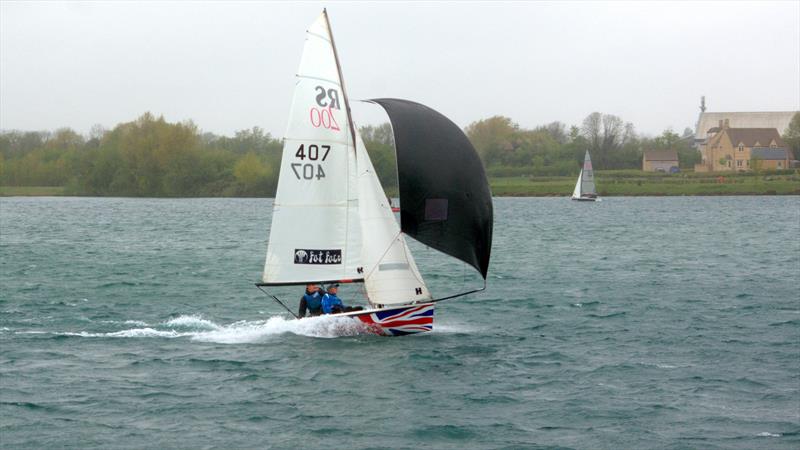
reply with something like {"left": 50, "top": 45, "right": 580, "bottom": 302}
{"left": 718, "top": 120, "right": 723, "bottom": 128}
{"left": 724, "top": 119, "right": 729, "bottom": 128}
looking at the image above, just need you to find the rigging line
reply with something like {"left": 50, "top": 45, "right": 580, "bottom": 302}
{"left": 398, "top": 231, "right": 428, "bottom": 288}
{"left": 430, "top": 281, "right": 487, "bottom": 303}
{"left": 361, "top": 228, "right": 404, "bottom": 280}
{"left": 255, "top": 284, "right": 299, "bottom": 319}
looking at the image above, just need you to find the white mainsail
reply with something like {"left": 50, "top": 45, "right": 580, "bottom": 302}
{"left": 580, "top": 151, "right": 596, "bottom": 195}
{"left": 263, "top": 13, "right": 361, "bottom": 284}
{"left": 354, "top": 130, "right": 431, "bottom": 306}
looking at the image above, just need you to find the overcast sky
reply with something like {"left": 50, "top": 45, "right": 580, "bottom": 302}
{"left": 2, "top": 1, "right": 799, "bottom": 138}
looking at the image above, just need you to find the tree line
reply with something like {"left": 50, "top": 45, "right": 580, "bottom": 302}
{"left": 3, "top": 111, "right": 795, "bottom": 197}
{"left": 465, "top": 113, "right": 703, "bottom": 177}
{"left": 0, "top": 113, "right": 401, "bottom": 197}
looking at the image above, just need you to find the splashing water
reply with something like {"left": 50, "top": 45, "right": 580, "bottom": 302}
{"left": 19, "top": 314, "right": 376, "bottom": 343}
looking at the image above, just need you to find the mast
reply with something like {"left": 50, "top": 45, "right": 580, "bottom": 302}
{"left": 323, "top": 9, "right": 359, "bottom": 156}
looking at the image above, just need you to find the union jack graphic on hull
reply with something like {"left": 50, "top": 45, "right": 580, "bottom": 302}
{"left": 344, "top": 303, "right": 435, "bottom": 336}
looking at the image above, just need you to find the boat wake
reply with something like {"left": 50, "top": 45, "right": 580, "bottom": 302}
{"left": 17, "top": 314, "right": 375, "bottom": 343}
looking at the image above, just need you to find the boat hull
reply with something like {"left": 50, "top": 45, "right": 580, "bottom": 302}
{"left": 337, "top": 302, "right": 435, "bottom": 336}
{"left": 571, "top": 196, "right": 598, "bottom": 201}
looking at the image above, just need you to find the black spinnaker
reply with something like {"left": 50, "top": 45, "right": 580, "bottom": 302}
{"left": 369, "top": 98, "right": 493, "bottom": 279}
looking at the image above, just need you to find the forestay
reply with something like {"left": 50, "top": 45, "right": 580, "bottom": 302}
{"left": 262, "top": 13, "right": 361, "bottom": 284}
{"left": 369, "top": 99, "right": 493, "bottom": 279}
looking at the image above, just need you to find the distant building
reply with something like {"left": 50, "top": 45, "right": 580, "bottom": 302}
{"left": 751, "top": 147, "right": 793, "bottom": 171}
{"left": 643, "top": 150, "right": 679, "bottom": 172}
{"left": 694, "top": 121, "right": 790, "bottom": 172}
{"left": 694, "top": 110, "right": 797, "bottom": 149}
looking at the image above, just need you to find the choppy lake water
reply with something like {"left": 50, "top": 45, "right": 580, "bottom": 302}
{"left": 1, "top": 196, "right": 799, "bottom": 449}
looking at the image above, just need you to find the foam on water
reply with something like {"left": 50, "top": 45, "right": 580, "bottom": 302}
{"left": 191, "top": 315, "right": 371, "bottom": 343}
{"left": 163, "top": 314, "right": 219, "bottom": 330}
{"left": 432, "top": 321, "right": 484, "bottom": 334}
{"left": 14, "top": 314, "right": 376, "bottom": 343}
{"left": 758, "top": 432, "right": 782, "bottom": 437}
{"left": 63, "top": 328, "right": 186, "bottom": 338}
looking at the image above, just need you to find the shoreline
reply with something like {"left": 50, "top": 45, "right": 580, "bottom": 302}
{"left": 3, "top": 171, "right": 799, "bottom": 198}
{"left": 3, "top": 191, "right": 799, "bottom": 198}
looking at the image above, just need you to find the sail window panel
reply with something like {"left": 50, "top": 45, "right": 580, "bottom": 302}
{"left": 378, "top": 263, "right": 411, "bottom": 271}
{"left": 424, "top": 199, "right": 448, "bottom": 221}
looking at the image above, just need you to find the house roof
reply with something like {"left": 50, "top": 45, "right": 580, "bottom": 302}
{"left": 751, "top": 147, "right": 789, "bottom": 160}
{"left": 695, "top": 111, "right": 797, "bottom": 140}
{"left": 643, "top": 150, "right": 678, "bottom": 161}
{"left": 725, "top": 128, "right": 785, "bottom": 148}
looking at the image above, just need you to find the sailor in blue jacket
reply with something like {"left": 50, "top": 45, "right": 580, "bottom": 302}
{"left": 321, "top": 284, "right": 345, "bottom": 314}
{"left": 298, "top": 283, "right": 324, "bottom": 318}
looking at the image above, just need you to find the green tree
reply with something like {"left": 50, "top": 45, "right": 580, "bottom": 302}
{"left": 233, "top": 152, "right": 272, "bottom": 196}
{"left": 782, "top": 112, "right": 800, "bottom": 161}
{"left": 464, "top": 116, "right": 517, "bottom": 166}
{"left": 750, "top": 156, "right": 763, "bottom": 174}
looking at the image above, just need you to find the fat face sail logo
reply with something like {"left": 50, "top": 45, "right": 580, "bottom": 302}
{"left": 294, "top": 249, "right": 342, "bottom": 265}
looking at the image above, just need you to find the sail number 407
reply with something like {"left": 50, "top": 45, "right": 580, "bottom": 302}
{"left": 292, "top": 144, "right": 329, "bottom": 180}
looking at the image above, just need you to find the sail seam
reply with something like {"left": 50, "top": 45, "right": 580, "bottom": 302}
{"left": 283, "top": 137, "right": 347, "bottom": 145}
{"left": 296, "top": 74, "right": 341, "bottom": 86}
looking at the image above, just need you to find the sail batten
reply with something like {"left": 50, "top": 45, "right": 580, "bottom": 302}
{"left": 297, "top": 75, "right": 341, "bottom": 86}
{"left": 369, "top": 98, "right": 493, "bottom": 279}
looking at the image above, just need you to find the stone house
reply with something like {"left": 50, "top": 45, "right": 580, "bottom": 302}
{"left": 694, "top": 120, "right": 789, "bottom": 172}
{"left": 643, "top": 150, "right": 679, "bottom": 172}
{"left": 693, "top": 108, "right": 796, "bottom": 149}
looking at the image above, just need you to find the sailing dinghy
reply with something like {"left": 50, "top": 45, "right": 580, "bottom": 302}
{"left": 571, "top": 151, "right": 599, "bottom": 201}
{"left": 255, "top": 10, "right": 493, "bottom": 336}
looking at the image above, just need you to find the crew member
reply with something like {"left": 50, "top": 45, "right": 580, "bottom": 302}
{"left": 321, "top": 284, "right": 364, "bottom": 314}
{"left": 298, "top": 283, "right": 324, "bottom": 318}
{"left": 321, "top": 284, "right": 345, "bottom": 314}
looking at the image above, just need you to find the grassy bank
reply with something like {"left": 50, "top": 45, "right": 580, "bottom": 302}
{"left": 3, "top": 171, "right": 799, "bottom": 197}
{"left": 0, "top": 186, "right": 66, "bottom": 196}
{"left": 491, "top": 170, "right": 800, "bottom": 196}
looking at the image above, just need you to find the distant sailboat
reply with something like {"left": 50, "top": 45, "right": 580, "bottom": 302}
{"left": 255, "top": 10, "right": 493, "bottom": 336}
{"left": 571, "top": 151, "right": 599, "bottom": 201}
